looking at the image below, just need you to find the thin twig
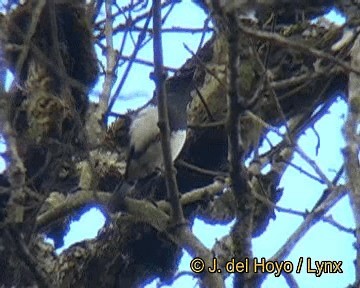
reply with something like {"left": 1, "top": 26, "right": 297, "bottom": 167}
{"left": 194, "top": 86, "right": 215, "bottom": 121}
{"left": 252, "top": 42, "right": 293, "bottom": 144}
{"left": 271, "top": 185, "right": 346, "bottom": 261}
{"left": 106, "top": 12, "right": 152, "bottom": 117}
{"left": 157, "top": 271, "right": 196, "bottom": 288}
{"left": 258, "top": 82, "right": 336, "bottom": 168}
{"left": 14, "top": 0, "right": 46, "bottom": 76}
{"left": 188, "top": 120, "right": 225, "bottom": 129}
{"left": 251, "top": 179, "right": 354, "bottom": 235}
{"left": 270, "top": 66, "right": 342, "bottom": 90}
{"left": 283, "top": 159, "right": 325, "bottom": 184}
{"left": 6, "top": 226, "right": 52, "bottom": 288}
{"left": 95, "top": 0, "right": 176, "bottom": 38}
{"left": 97, "top": 25, "right": 213, "bottom": 37}
{"left": 295, "top": 146, "right": 333, "bottom": 187}
{"left": 322, "top": 214, "right": 355, "bottom": 234}
{"left": 197, "top": 17, "right": 211, "bottom": 53}
{"left": 246, "top": 184, "right": 347, "bottom": 285}
{"left": 176, "top": 159, "right": 228, "bottom": 177}
{"left": 238, "top": 23, "right": 360, "bottom": 75}
{"left": 6, "top": 22, "right": 89, "bottom": 93}
{"left": 283, "top": 272, "right": 299, "bottom": 288}
{"left": 48, "top": 0, "right": 68, "bottom": 92}
{"left": 275, "top": 206, "right": 354, "bottom": 234}
{"left": 117, "top": 54, "right": 177, "bottom": 72}
{"left": 183, "top": 43, "right": 227, "bottom": 88}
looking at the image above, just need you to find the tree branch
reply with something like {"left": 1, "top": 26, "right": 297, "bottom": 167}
{"left": 106, "top": 10, "right": 152, "bottom": 118}
{"left": 272, "top": 185, "right": 346, "bottom": 260}
{"left": 99, "top": 0, "right": 118, "bottom": 116}
{"left": 152, "top": 0, "right": 184, "bottom": 224}
{"left": 5, "top": 226, "right": 52, "bottom": 288}
{"left": 36, "top": 180, "right": 226, "bottom": 237}
{"left": 226, "top": 15, "right": 254, "bottom": 288}
{"left": 238, "top": 23, "right": 360, "bottom": 76}
{"left": 344, "top": 34, "right": 360, "bottom": 282}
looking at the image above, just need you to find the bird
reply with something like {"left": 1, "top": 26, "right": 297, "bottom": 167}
{"left": 107, "top": 71, "right": 194, "bottom": 183}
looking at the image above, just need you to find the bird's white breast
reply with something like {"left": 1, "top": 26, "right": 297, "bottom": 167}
{"left": 129, "top": 105, "right": 159, "bottom": 153}
{"left": 127, "top": 104, "right": 187, "bottom": 180}
{"left": 169, "top": 129, "right": 186, "bottom": 160}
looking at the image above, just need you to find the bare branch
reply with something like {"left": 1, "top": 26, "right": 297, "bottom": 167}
{"left": 37, "top": 180, "right": 226, "bottom": 231}
{"left": 99, "top": 0, "right": 118, "bottom": 116}
{"left": 5, "top": 226, "right": 52, "bottom": 288}
{"left": 176, "top": 159, "right": 228, "bottom": 177}
{"left": 294, "top": 146, "right": 333, "bottom": 187}
{"left": 106, "top": 11, "right": 152, "bottom": 117}
{"left": 271, "top": 185, "right": 346, "bottom": 261}
{"left": 238, "top": 23, "right": 360, "bottom": 76}
{"left": 226, "top": 14, "right": 254, "bottom": 288}
{"left": 283, "top": 272, "right": 299, "bottom": 288}
{"left": 344, "top": 34, "right": 360, "bottom": 282}
{"left": 14, "top": 0, "right": 46, "bottom": 76}
{"left": 48, "top": 0, "right": 67, "bottom": 92}
{"left": 118, "top": 54, "right": 177, "bottom": 72}
{"left": 152, "top": 0, "right": 184, "bottom": 224}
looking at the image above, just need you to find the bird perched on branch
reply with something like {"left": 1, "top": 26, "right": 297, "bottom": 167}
{"left": 107, "top": 71, "right": 194, "bottom": 184}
